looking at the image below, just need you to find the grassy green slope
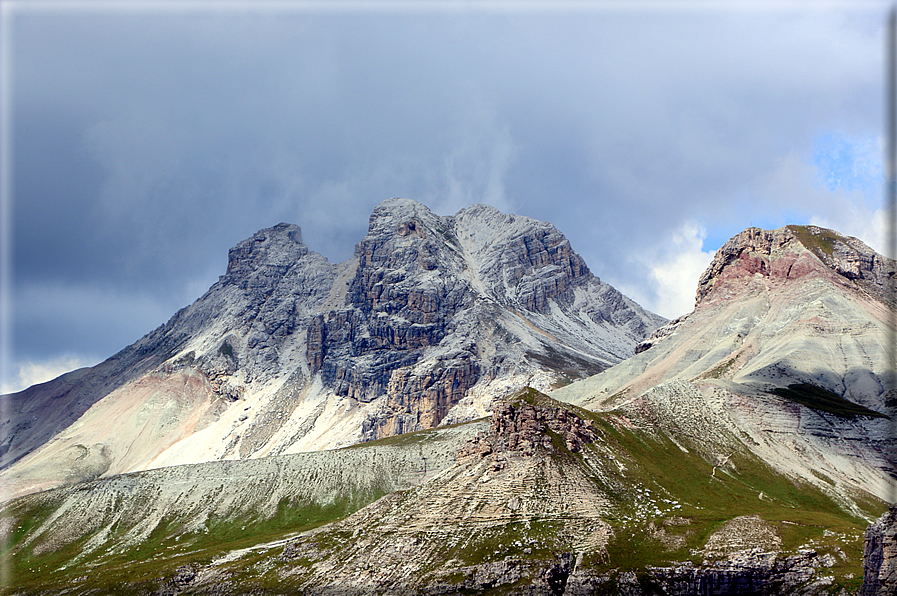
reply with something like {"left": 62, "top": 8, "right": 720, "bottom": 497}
{"left": 206, "top": 391, "right": 884, "bottom": 594}
{"left": 582, "top": 413, "right": 880, "bottom": 582}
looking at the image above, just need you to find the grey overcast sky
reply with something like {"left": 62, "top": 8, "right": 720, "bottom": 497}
{"left": 0, "top": 1, "right": 890, "bottom": 392}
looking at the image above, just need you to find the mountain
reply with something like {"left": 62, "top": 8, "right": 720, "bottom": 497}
{"left": 0, "top": 199, "right": 664, "bottom": 499}
{"left": 2, "top": 222, "right": 893, "bottom": 595}
{"left": 552, "top": 224, "right": 896, "bottom": 505}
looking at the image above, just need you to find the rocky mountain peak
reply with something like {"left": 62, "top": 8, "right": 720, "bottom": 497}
{"left": 1, "top": 199, "right": 665, "bottom": 499}
{"left": 695, "top": 224, "right": 894, "bottom": 308}
{"left": 365, "top": 197, "right": 440, "bottom": 233}
{"left": 225, "top": 222, "right": 311, "bottom": 278}
{"left": 319, "top": 199, "right": 661, "bottom": 439}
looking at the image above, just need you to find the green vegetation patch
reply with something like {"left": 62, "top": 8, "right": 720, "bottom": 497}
{"left": 581, "top": 410, "right": 884, "bottom": 582}
{"left": 508, "top": 386, "right": 596, "bottom": 422}
{"left": 702, "top": 357, "right": 737, "bottom": 380}
{"left": 787, "top": 225, "right": 843, "bottom": 257}
{"left": 771, "top": 383, "right": 888, "bottom": 419}
{"left": 4, "top": 492, "right": 376, "bottom": 594}
{"left": 450, "top": 519, "right": 565, "bottom": 565}
{"left": 601, "top": 529, "right": 668, "bottom": 572}
{"left": 1, "top": 498, "right": 60, "bottom": 556}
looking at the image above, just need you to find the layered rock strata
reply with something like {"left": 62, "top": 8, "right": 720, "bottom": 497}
{"left": 1, "top": 199, "right": 663, "bottom": 498}
{"left": 457, "top": 389, "right": 598, "bottom": 459}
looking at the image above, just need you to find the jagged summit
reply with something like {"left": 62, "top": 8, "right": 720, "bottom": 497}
{"left": 224, "top": 222, "right": 310, "bottom": 277}
{"left": 1, "top": 199, "right": 664, "bottom": 499}
{"left": 696, "top": 224, "right": 894, "bottom": 308}
{"left": 365, "top": 197, "right": 441, "bottom": 232}
{"left": 354, "top": 198, "right": 596, "bottom": 314}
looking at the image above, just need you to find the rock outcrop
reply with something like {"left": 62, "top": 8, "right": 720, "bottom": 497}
{"left": 696, "top": 225, "right": 894, "bottom": 308}
{"left": 1, "top": 199, "right": 664, "bottom": 499}
{"left": 862, "top": 504, "right": 897, "bottom": 596}
{"left": 265, "top": 390, "right": 617, "bottom": 596}
{"left": 457, "top": 388, "right": 598, "bottom": 459}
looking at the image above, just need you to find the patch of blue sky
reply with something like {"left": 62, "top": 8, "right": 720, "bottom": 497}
{"left": 699, "top": 133, "right": 884, "bottom": 255}
{"left": 811, "top": 131, "right": 882, "bottom": 207}
{"left": 701, "top": 208, "right": 811, "bottom": 255}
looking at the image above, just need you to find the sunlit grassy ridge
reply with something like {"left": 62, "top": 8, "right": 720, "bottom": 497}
{"left": 581, "top": 413, "right": 877, "bottom": 578}
{"left": 786, "top": 225, "right": 844, "bottom": 258}
{"left": 3, "top": 486, "right": 374, "bottom": 593}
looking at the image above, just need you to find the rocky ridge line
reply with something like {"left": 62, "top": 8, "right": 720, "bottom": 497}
{"left": 183, "top": 199, "right": 662, "bottom": 445}
{"left": 696, "top": 225, "right": 895, "bottom": 307}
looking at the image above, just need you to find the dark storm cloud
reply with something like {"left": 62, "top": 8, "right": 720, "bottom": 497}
{"left": 4, "top": 3, "right": 888, "bottom": 390}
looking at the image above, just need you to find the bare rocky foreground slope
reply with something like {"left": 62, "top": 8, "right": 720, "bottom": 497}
{"left": 1, "top": 199, "right": 663, "bottom": 499}
{"left": 1, "top": 219, "right": 894, "bottom": 595}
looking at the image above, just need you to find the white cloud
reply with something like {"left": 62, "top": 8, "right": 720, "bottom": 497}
{"left": 649, "top": 223, "right": 716, "bottom": 318}
{"left": 616, "top": 221, "right": 715, "bottom": 320}
{"left": 2, "top": 355, "right": 96, "bottom": 395}
{"left": 810, "top": 204, "right": 890, "bottom": 258}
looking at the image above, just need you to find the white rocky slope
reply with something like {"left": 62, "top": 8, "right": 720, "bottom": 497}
{"left": 1, "top": 198, "right": 663, "bottom": 499}
{"left": 551, "top": 224, "right": 897, "bottom": 505}
{"left": 3, "top": 421, "right": 485, "bottom": 563}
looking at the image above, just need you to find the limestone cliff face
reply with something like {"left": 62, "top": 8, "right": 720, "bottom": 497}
{"left": 312, "top": 200, "right": 661, "bottom": 440}
{"left": 1, "top": 199, "right": 663, "bottom": 498}
{"left": 862, "top": 504, "right": 897, "bottom": 596}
